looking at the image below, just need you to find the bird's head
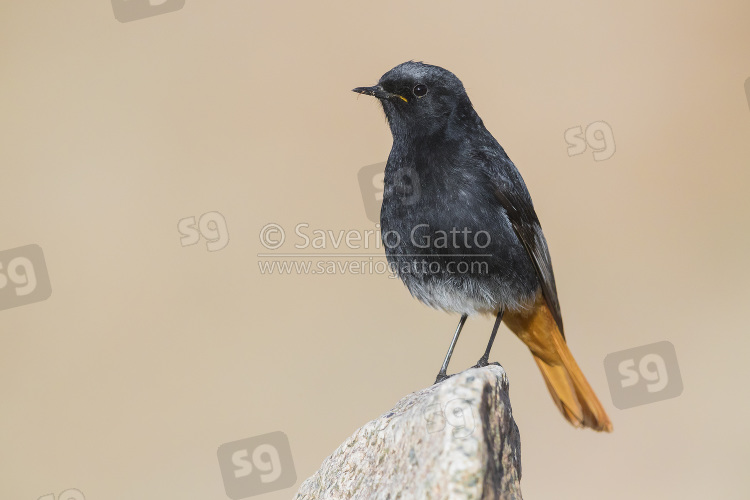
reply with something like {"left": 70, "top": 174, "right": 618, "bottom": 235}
{"left": 353, "top": 61, "right": 473, "bottom": 137}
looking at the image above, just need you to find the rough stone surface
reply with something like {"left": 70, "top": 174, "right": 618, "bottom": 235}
{"left": 294, "top": 365, "right": 522, "bottom": 500}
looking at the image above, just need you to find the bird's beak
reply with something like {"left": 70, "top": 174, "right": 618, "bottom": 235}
{"left": 352, "top": 85, "right": 408, "bottom": 103}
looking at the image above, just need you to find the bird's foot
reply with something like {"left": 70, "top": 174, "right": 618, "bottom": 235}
{"left": 473, "top": 356, "right": 490, "bottom": 369}
{"left": 473, "top": 358, "right": 502, "bottom": 370}
{"left": 434, "top": 372, "right": 455, "bottom": 385}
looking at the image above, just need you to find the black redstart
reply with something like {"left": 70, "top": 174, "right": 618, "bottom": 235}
{"left": 353, "top": 61, "right": 612, "bottom": 432}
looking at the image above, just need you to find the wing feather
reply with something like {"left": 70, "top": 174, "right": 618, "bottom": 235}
{"left": 493, "top": 187, "right": 565, "bottom": 339}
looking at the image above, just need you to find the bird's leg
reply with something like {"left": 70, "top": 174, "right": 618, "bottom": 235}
{"left": 434, "top": 314, "right": 468, "bottom": 384}
{"left": 475, "top": 308, "right": 505, "bottom": 368}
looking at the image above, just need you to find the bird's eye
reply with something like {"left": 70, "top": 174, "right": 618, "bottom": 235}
{"left": 412, "top": 84, "right": 428, "bottom": 97}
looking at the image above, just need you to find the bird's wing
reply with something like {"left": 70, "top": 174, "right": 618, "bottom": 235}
{"left": 493, "top": 184, "right": 565, "bottom": 339}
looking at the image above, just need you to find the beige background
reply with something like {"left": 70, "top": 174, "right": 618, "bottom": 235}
{"left": 2, "top": 1, "right": 749, "bottom": 499}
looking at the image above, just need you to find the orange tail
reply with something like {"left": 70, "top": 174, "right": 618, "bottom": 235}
{"left": 504, "top": 297, "right": 613, "bottom": 432}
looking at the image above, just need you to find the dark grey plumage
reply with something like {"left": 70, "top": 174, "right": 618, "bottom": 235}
{"left": 356, "top": 61, "right": 562, "bottom": 331}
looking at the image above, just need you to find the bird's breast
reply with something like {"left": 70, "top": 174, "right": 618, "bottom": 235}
{"left": 378, "top": 154, "right": 539, "bottom": 314}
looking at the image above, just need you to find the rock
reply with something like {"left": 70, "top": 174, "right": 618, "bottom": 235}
{"left": 294, "top": 365, "right": 522, "bottom": 500}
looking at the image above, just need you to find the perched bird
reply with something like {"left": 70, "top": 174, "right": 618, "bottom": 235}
{"left": 353, "top": 61, "right": 612, "bottom": 432}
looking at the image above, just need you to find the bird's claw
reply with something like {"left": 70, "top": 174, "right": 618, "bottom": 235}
{"left": 434, "top": 372, "right": 455, "bottom": 384}
{"left": 473, "top": 356, "right": 489, "bottom": 369}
